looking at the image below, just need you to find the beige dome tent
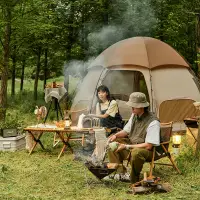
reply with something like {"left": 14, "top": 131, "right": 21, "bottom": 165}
{"left": 70, "top": 37, "right": 200, "bottom": 124}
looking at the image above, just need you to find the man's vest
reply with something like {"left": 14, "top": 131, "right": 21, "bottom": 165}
{"left": 129, "top": 111, "right": 158, "bottom": 144}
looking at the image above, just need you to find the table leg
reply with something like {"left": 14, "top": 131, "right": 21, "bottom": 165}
{"left": 53, "top": 132, "right": 61, "bottom": 147}
{"left": 57, "top": 132, "right": 73, "bottom": 159}
{"left": 28, "top": 131, "right": 44, "bottom": 155}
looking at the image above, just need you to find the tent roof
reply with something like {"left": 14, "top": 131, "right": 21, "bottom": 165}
{"left": 89, "top": 37, "right": 189, "bottom": 69}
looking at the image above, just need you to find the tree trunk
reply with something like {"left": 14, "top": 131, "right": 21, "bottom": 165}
{"left": 0, "top": 7, "right": 11, "bottom": 121}
{"left": 11, "top": 45, "right": 16, "bottom": 96}
{"left": 80, "top": 5, "right": 88, "bottom": 59}
{"left": 34, "top": 47, "right": 41, "bottom": 101}
{"left": 64, "top": 1, "right": 75, "bottom": 101}
{"left": 20, "top": 58, "right": 25, "bottom": 91}
{"left": 43, "top": 48, "right": 48, "bottom": 89}
{"left": 196, "top": 14, "right": 200, "bottom": 72}
{"left": 102, "top": 0, "right": 109, "bottom": 25}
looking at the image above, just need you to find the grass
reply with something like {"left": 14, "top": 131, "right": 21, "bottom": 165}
{"left": 1, "top": 143, "right": 200, "bottom": 200}
{"left": 1, "top": 77, "right": 200, "bottom": 199}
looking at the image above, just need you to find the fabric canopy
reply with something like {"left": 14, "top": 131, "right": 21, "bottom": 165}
{"left": 70, "top": 37, "right": 200, "bottom": 126}
{"left": 90, "top": 37, "right": 189, "bottom": 69}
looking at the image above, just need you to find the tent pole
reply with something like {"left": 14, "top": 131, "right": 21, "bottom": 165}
{"left": 149, "top": 69, "right": 155, "bottom": 114}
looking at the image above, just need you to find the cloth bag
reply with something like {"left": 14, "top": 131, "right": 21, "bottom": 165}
{"left": 77, "top": 113, "right": 85, "bottom": 128}
{"left": 92, "top": 128, "right": 107, "bottom": 162}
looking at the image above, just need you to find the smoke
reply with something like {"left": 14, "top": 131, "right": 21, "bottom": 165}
{"left": 63, "top": 57, "right": 95, "bottom": 90}
{"left": 87, "top": 0, "right": 157, "bottom": 55}
{"left": 88, "top": 25, "right": 124, "bottom": 55}
{"left": 64, "top": 58, "right": 94, "bottom": 79}
{"left": 121, "top": 0, "right": 157, "bottom": 34}
{"left": 64, "top": 0, "right": 157, "bottom": 90}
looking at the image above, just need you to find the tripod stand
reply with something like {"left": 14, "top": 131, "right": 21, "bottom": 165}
{"left": 44, "top": 97, "right": 63, "bottom": 123}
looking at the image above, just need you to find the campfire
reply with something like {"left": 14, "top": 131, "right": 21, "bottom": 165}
{"left": 84, "top": 144, "right": 119, "bottom": 180}
{"left": 85, "top": 161, "right": 118, "bottom": 180}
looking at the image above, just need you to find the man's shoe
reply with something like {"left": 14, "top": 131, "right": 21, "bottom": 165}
{"left": 104, "top": 173, "right": 130, "bottom": 182}
{"left": 103, "top": 174, "right": 114, "bottom": 180}
{"left": 114, "top": 173, "right": 130, "bottom": 182}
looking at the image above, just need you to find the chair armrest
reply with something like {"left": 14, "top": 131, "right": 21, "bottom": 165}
{"left": 105, "top": 127, "right": 122, "bottom": 133}
{"left": 160, "top": 141, "right": 170, "bottom": 145}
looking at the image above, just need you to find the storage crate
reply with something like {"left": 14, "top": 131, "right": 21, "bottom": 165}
{"left": 0, "top": 128, "right": 18, "bottom": 137}
{"left": 0, "top": 135, "right": 26, "bottom": 151}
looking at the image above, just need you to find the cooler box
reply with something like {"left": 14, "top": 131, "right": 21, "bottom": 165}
{"left": 0, "top": 135, "right": 26, "bottom": 151}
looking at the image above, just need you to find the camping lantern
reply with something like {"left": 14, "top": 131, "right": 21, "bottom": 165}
{"left": 172, "top": 134, "right": 182, "bottom": 155}
{"left": 65, "top": 119, "right": 71, "bottom": 127}
{"left": 64, "top": 110, "right": 72, "bottom": 128}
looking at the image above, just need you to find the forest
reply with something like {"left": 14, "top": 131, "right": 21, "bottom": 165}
{"left": 0, "top": 0, "right": 200, "bottom": 120}
{"left": 0, "top": 1, "right": 200, "bottom": 199}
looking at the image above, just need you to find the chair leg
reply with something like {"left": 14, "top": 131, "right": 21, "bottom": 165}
{"left": 53, "top": 133, "right": 60, "bottom": 147}
{"left": 161, "top": 144, "right": 181, "bottom": 174}
{"left": 167, "top": 154, "right": 181, "bottom": 174}
{"left": 81, "top": 134, "right": 85, "bottom": 146}
{"left": 149, "top": 147, "right": 156, "bottom": 177}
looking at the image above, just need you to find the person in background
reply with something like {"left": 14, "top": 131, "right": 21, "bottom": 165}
{"left": 107, "top": 92, "right": 160, "bottom": 183}
{"left": 95, "top": 85, "right": 123, "bottom": 131}
{"left": 89, "top": 85, "right": 123, "bottom": 162}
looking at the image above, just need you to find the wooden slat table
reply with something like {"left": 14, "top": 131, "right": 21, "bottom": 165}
{"left": 24, "top": 127, "right": 92, "bottom": 159}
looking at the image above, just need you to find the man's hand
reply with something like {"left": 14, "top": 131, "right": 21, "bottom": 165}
{"left": 107, "top": 134, "right": 117, "bottom": 143}
{"left": 115, "top": 143, "right": 126, "bottom": 152}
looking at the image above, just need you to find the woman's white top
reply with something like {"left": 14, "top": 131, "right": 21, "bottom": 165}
{"left": 96, "top": 100, "right": 118, "bottom": 117}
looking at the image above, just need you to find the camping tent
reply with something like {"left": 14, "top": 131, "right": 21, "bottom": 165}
{"left": 70, "top": 37, "right": 200, "bottom": 124}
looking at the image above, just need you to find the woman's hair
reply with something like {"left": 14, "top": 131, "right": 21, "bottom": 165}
{"left": 96, "top": 85, "right": 111, "bottom": 102}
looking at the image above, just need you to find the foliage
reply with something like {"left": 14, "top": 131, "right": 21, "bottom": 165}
{"left": 175, "top": 144, "right": 200, "bottom": 175}
{"left": 0, "top": 112, "right": 23, "bottom": 129}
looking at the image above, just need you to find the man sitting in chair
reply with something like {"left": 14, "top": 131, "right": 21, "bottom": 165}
{"left": 108, "top": 92, "right": 160, "bottom": 183}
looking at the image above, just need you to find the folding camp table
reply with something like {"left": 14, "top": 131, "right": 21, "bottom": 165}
{"left": 24, "top": 127, "right": 91, "bottom": 159}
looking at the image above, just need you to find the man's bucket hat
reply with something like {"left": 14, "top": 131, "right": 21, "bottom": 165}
{"left": 126, "top": 92, "right": 149, "bottom": 108}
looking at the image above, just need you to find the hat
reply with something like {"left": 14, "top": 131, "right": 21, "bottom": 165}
{"left": 126, "top": 92, "right": 149, "bottom": 108}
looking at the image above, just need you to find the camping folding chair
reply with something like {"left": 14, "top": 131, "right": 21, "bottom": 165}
{"left": 53, "top": 108, "right": 88, "bottom": 147}
{"left": 149, "top": 121, "right": 181, "bottom": 176}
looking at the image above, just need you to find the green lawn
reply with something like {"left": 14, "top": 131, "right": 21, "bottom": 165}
{"left": 0, "top": 140, "right": 200, "bottom": 200}
{"left": 1, "top": 77, "right": 200, "bottom": 199}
